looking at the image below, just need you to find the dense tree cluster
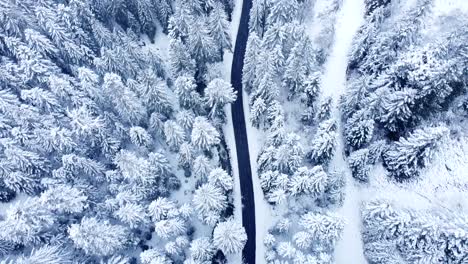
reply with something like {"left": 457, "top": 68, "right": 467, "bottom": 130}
{"left": 343, "top": 0, "right": 468, "bottom": 181}
{"left": 263, "top": 212, "right": 345, "bottom": 263}
{"left": 244, "top": 0, "right": 347, "bottom": 262}
{"left": 362, "top": 200, "right": 468, "bottom": 263}
{"left": 0, "top": 0, "right": 243, "bottom": 262}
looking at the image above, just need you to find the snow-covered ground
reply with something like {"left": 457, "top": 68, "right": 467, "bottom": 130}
{"left": 317, "top": 0, "right": 367, "bottom": 263}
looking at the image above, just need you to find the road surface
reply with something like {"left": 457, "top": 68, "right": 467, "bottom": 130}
{"left": 229, "top": 0, "right": 255, "bottom": 263}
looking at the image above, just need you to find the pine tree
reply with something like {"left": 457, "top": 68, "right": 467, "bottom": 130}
{"left": 68, "top": 217, "right": 130, "bottom": 256}
{"left": 169, "top": 38, "right": 196, "bottom": 77}
{"left": 188, "top": 17, "right": 218, "bottom": 65}
{"left": 191, "top": 116, "right": 220, "bottom": 151}
{"left": 192, "top": 155, "right": 212, "bottom": 183}
{"left": 348, "top": 148, "right": 371, "bottom": 182}
{"left": 102, "top": 73, "right": 146, "bottom": 124}
{"left": 208, "top": 167, "right": 233, "bottom": 191}
{"left": 40, "top": 185, "right": 88, "bottom": 215}
{"left": 383, "top": 126, "right": 449, "bottom": 179}
{"left": 14, "top": 245, "right": 72, "bottom": 264}
{"left": 277, "top": 242, "right": 297, "bottom": 259}
{"left": 154, "top": 217, "right": 187, "bottom": 239}
{"left": 377, "top": 88, "right": 417, "bottom": 132}
{"left": 344, "top": 114, "right": 374, "bottom": 149}
{"left": 207, "top": 2, "right": 232, "bottom": 55}
{"left": 250, "top": 97, "right": 268, "bottom": 128}
{"left": 266, "top": 0, "right": 299, "bottom": 25}
{"left": 190, "top": 237, "right": 215, "bottom": 262}
{"left": 0, "top": 198, "right": 55, "bottom": 246}
{"left": 176, "top": 110, "right": 195, "bottom": 130}
{"left": 213, "top": 219, "right": 247, "bottom": 254}
{"left": 288, "top": 166, "right": 328, "bottom": 197}
{"left": 140, "top": 248, "right": 172, "bottom": 264}
{"left": 249, "top": 0, "right": 266, "bottom": 36}
{"left": 309, "top": 119, "right": 337, "bottom": 164}
{"left": 242, "top": 33, "right": 261, "bottom": 92}
{"left": 178, "top": 142, "right": 194, "bottom": 169}
{"left": 193, "top": 183, "right": 227, "bottom": 217}
{"left": 129, "top": 126, "right": 152, "bottom": 147}
{"left": 136, "top": 70, "right": 173, "bottom": 115}
{"left": 204, "top": 78, "right": 237, "bottom": 120}
{"left": 148, "top": 197, "right": 177, "bottom": 221}
{"left": 299, "top": 212, "right": 344, "bottom": 249}
{"left": 164, "top": 120, "right": 186, "bottom": 150}
{"left": 174, "top": 75, "right": 202, "bottom": 110}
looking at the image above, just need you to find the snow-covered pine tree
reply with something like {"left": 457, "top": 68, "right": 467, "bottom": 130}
{"left": 207, "top": 2, "right": 232, "bottom": 56}
{"left": 213, "top": 219, "right": 247, "bottom": 254}
{"left": 383, "top": 126, "right": 449, "bottom": 180}
{"left": 164, "top": 120, "right": 186, "bottom": 151}
{"left": 169, "top": 38, "right": 196, "bottom": 77}
{"left": 204, "top": 78, "right": 237, "bottom": 120}
{"left": 288, "top": 166, "right": 328, "bottom": 197}
{"left": 242, "top": 32, "right": 261, "bottom": 93}
{"left": 191, "top": 116, "right": 220, "bottom": 151}
{"left": 249, "top": 0, "right": 267, "bottom": 36}
{"left": 68, "top": 217, "right": 130, "bottom": 257}
{"left": 309, "top": 119, "right": 337, "bottom": 164}
{"left": 174, "top": 75, "right": 203, "bottom": 111}
{"left": 266, "top": 0, "right": 299, "bottom": 25}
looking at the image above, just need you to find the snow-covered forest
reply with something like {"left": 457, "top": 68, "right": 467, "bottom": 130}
{"left": 0, "top": 0, "right": 467, "bottom": 263}
{"left": 0, "top": 0, "right": 247, "bottom": 263}
{"left": 242, "top": 0, "right": 468, "bottom": 263}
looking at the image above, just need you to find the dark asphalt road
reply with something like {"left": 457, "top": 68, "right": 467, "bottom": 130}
{"left": 230, "top": 0, "right": 255, "bottom": 263}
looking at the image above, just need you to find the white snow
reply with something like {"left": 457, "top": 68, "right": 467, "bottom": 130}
{"left": 317, "top": 0, "right": 367, "bottom": 263}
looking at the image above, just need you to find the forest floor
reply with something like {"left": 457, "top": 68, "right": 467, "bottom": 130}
{"left": 316, "top": 0, "right": 367, "bottom": 263}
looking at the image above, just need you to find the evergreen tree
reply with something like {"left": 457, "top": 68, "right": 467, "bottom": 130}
{"left": 164, "top": 120, "right": 186, "bottom": 151}
{"left": 169, "top": 38, "right": 196, "bottom": 77}
{"left": 0, "top": 198, "right": 55, "bottom": 246}
{"left": 207, "top": 2, "right": 232, "bottom": 55}
{"left": 208, "top": 167, "right": 233, "bottom": 191}
{"left": 191, "top": 116, "right": 220, "bottom": 151}
{"left": 213, "top": 219, "right": 247, "bottom": 254}
{"left": 176, "top": 110, "right": 195, "bottom": 130}
{"left": 68, "top": 217, "right": 130, "bottom": 257}
{"left": 129, "top": 126, "right": 152, "bottom": 147}
{"left": 190, "top": 237, "right": 215, "bottom": 262}
{"left": 204, "top": 78, "right": 237, "bottom": 120}
{"left": 344, "top": 114, "right": 374, "bottom": 149}
{"left": 309, "top": 119, "right": 337, "bottom": 164}
{"left": 266, "top": 0, "right": 299, "bottom": 25}
{"left": 383, "top": 126, "right": 449, "bottom": 179}
{"left": 174, "top": 75, "right": 202, "bottom": 110}
{"left": 249, "top": 0, "right": 267, "bottom": 36}
{"left": 14, "top": 245, "right": 72, "bottom": 264}
{"left": 299, "top": 212, "right": 344, "bottom": 250}
{"left": 102, "top": 73, "right": 146, "bottom": 124}
{"left": 193, "top": 183, "right": 227, "bottom": 219}
{"left": 288, "top": 166, "right": 328, "bottom": 197}
{"left": 242, "top": 33, "right": 261, "bottom": 92}
{"left": 377, "top": 88, "right": 418, "bottom": 132}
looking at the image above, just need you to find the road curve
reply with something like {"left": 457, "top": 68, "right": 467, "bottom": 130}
{"left": 230, "top": 0, "right": 255, "bottom": 263}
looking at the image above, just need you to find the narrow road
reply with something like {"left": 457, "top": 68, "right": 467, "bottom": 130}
{"left": 230, "top": 0, "right": 255, "bottom": 263}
